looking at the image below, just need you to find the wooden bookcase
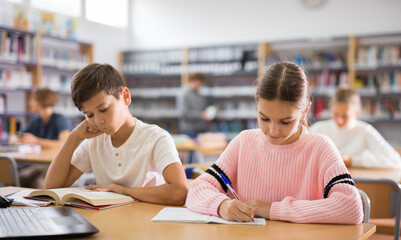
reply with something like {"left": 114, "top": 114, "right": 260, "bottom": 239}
{"left": 0, "top": 25, "right": 93, "bottom": 141}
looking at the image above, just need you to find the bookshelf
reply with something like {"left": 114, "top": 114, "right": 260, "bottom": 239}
{"left": 120, "top": 33, "right": 401, "bottom": 141}
{"left": 121, "top": 49, "right": 183, "bottom": 133}
{"left": 353, "top": 34, "right": 401, "bottom": 123}
{"left": 190, "top": 44, "right": 259, "bottom": 139}
{"left": 0, "top": 25, "right": 93, "bottom": 142}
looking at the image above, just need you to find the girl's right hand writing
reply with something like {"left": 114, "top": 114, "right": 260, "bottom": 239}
{"left": 72, "top": 119, "right": 102, "bottom": 140}
{"left": 218, "top": 199, "right": 255, "bottom": 222}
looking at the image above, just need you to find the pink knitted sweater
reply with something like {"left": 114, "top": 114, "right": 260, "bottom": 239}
{"left": 186, "top": 129, "right": 363, "bottom": 224}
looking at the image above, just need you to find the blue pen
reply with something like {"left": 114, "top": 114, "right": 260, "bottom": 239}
{"left": 220, "top": 173, "right": 241, "bottom": 200}
{"left": 220, "top": 173, "right": 255, "bottom": 223}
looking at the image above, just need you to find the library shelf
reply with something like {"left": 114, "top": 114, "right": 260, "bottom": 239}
{"left": 0, "top": 25, "right": 93, "bottom": 139}
{"left": 120, "top": 33, "right": 401, "bottom": 139}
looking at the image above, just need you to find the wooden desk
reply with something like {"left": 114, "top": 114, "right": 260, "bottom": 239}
{"left": 0, "top": 187, "right": 376, "bottom": 240}
{"left": 349, "top": 167, "right": 401, "bottom": 183}
{"left": 9, "top": 150, "right": 57, "bottom": 164}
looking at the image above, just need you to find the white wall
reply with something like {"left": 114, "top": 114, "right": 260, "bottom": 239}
{"left": 77, "top": 20, "right": 130, "bottom": 66}
{"left": 130, "top": 0, "right": 401, "bottom": 50}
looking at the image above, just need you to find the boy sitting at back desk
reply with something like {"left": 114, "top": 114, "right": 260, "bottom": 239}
{"left": 310, "top": 87, "right": 401, "bottom": 168}
{"left": 43, "top": 63, "right": 188, "bottom": 205}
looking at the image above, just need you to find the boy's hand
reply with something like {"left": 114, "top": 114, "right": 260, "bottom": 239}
{"left": 246, "top": 200, "right": 271, "bottom": 219}
{"left": 18, "top": 133, "right": 39, "bottom": 144}
{"left": 218, "top": 199, "right": 255, "bottom": 222}
{"left": 73, "top": 119, "right": 102, "bottom": 140}
{"left": 342, "top": 155, "right": 352, "bottom": 167}
{"left": 85, "top": 183, "right": 127, "bottom": 195}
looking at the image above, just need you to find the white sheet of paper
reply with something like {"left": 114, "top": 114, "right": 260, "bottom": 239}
{"left": 151, "top": 207, "right": 266, "bottom": 225}
{"left": 8, "top": 189, "right": 51, "bottom": 207}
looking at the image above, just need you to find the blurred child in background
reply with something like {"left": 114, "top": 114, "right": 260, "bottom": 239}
{"left": 310, "top": 87, "right": 401, "bottom": 168}
{"left": 15, "top": 87, "right": 72, "bottom": 188}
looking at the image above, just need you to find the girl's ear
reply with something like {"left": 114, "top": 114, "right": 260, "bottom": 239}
{"left": 121, "top": 87, "right": 131, "bottom": 105}
{"left": 302, "top": 102, "right": 312, "bottom": 120}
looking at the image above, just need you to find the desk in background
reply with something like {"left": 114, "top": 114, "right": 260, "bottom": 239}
{"left": 10, "top": 149, "right": 56, "bottom": 164}
{"left": 0, "top": 187, "right": 375, "bottom": 240}
{"left": 349, "top": 168, "right": 401, "bottom": 183}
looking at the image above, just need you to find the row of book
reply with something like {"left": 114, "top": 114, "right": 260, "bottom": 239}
{"left": 0, "top": 116, "right": 24, "bottom": 143}
{"left": 53, "top": 94, "right": 81, "bottom": 118}
{"left": 356, "top": 45, "right": 401, "bottom": 67}
{"left": 40, "top": 72, "right": 73, "bottom": 93}
{"left": 122, "top": 61, "right": 258, "bottom": 76}
{"left": 126, "top": 78, "right": 180, "bottom": 88}
{"left": 0, "top": 94, "right": 5, "bottom": 113}
{"left": 41, "top": 46, "right": 89, "bottom": 70}
{"left": 130, "top": 100, "right": 178, "bottom": 119}
{"left": 308, "top": 70, "right": 349, "bottom": 94}
{"left": 124, "top": 50, "right": 183, "bottom": 64}
{"left": 355, "top": 71, "right": 401, "bottom": 94}
{"left": 188, "top": 45, "right": 257, "bottom": 62}
{"left": 187, "top": 61, "right": 257, "bottom": 75}
{"left": 0, "top": 30, "right": 37, "bottom": 64}
{"left": 0, "top": 68, "right": 32, "bottom": 89}
{"left": 265, "top": 50, "right": 347, "bottom": 69}
{"left": 122, "top": 62, "right": 183, "bottom": 75}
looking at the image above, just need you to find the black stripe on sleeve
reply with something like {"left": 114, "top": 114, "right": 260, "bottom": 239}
{"left": 324, "top": 178, "right": 356, "bottom": 199}
{"left": 205, "top": 164, "right": 230, "bottom": 193}
{"left": 325, "top": 173, "right": 353, "bottom": 192}
{"left": 212, "top": 164, "right": 232, "bottom": 186}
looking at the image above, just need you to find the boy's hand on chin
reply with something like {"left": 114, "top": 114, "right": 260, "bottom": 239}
{"left": 85, "top": 183, "right": 126, "bottom": 195}
{"left": 74, "top": 120, "right": 103, "bottom": 140}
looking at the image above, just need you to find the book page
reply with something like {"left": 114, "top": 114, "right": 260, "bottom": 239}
{"left": 29, "top": 187, "right": 133, "bottom": 206}
{"left": 60, "top": 187, "right": 133, "bottom": 206}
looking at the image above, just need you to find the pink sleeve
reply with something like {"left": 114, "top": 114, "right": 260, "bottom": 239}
{"left": 270, "top": 140, "right": 363, "bottom": 224}
{"left": 185, "top": 134, "right": 241, "bottom": 216}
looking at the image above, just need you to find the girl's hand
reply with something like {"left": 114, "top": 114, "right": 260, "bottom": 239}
{"left": 85, "top": 183, "right": 127, "bottom": 195}
{"left": 218, "top": 199, "right": 255, "bottom": 222}
{"left": 246, "top": 200, "right": 271, "bottom": 219}
{"left": 73, "top": 119, "right": 102, "bottom": 140}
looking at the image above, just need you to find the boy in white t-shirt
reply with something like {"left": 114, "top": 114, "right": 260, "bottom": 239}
{"left": 43, "top": 63, "right": 188, "bottom": 205}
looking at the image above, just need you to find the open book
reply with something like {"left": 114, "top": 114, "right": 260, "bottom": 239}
{"left": 151, "top": 207, "right": 266, "bottom": 226}
{"left": 25, "top": 187, "right": 136, "bottom": 210}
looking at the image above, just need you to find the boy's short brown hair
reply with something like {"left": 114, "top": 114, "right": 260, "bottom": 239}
{"left": 33, "top": 88, "right": 58, "bottom": 108}
{"left": 71, "top": 63, "right": 126, "bottom": 110}
{"left": 189, "top": 72, "right": 206, "bottom": 82}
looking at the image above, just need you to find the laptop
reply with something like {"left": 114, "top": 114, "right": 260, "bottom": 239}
{"left": 0, "top": 207, "right": 99, "bottom": 239}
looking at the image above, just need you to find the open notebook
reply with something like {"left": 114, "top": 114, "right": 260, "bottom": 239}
{"left": 151, "top": 207, "right": 266, "bottom": 225}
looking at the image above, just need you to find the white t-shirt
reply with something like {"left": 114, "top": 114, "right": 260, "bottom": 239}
{"left": 71, "top": 119, "right": 181, "bottom": 187}
{"left": 310, "top": 119, "right": 401, "bottom": 168}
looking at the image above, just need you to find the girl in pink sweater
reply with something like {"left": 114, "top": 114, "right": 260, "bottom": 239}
{"left": 185, "top": 62, "right": 363, "bottom": 224}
